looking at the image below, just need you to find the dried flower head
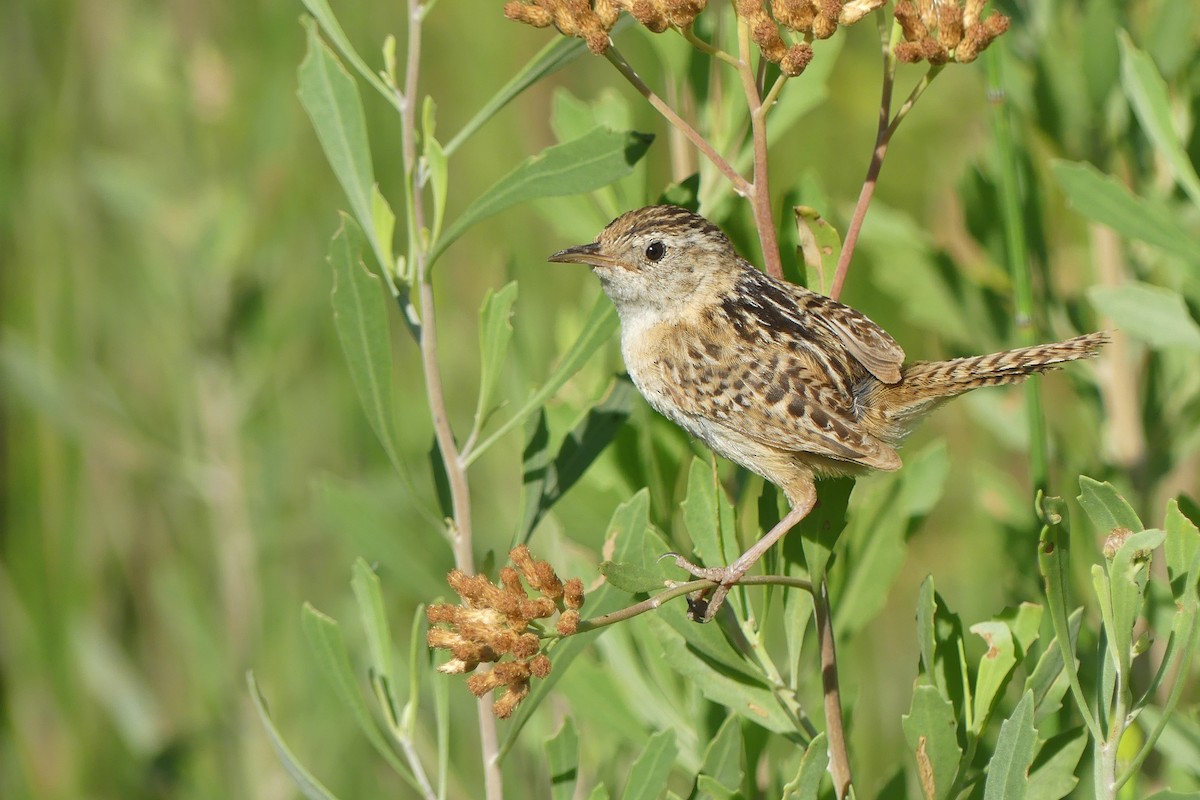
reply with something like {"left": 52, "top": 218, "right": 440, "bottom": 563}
{"left": 504, "top": 0, "right": 709, "bottom": 53}
{"left": 428, "top": 546, "right": 587, "bottom": 718}
{"left": 893, "top": 0, "right": 1008, "bottom": 65}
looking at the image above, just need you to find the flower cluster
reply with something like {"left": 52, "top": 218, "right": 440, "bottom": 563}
{"left": 893, "top": 0, "right": 1009, "bottom": 65}
{"left": 503, "top": 0, "right": 707, "bottom": 55}
{"left": 427, "top": 545, "right": 585, "bottom": 718}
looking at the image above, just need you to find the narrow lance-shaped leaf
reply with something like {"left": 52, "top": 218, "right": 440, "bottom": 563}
{"left": 1088, "top": 284, "right": 1200, "bottom": 350}
{"left": 247, "top": 672, "right": 344, "bottom": 800}
{"left": 421, "top": 97, "right": 449, "bottom": 244}
{"left": 431, "top": 127, "right": 654, "bottom": 263}
{"left": 782, "top": 733, "right": 828, "bottom": 800}
{"left": 983, "top": 691, "right": 1037, "bottom": 800}
{"left": 546, "top": 718, "right": 580, "bottom": 800}
{"left": 300, "top": 0, "right": 395, "bottom": 107}
{"left": 1051, "top": 161, "right": 1200, "bottom": 264}
{"left": 300, "top": 605, "right": 421, "bottom": 788}
{"left": 620, "top": 728, "right": 676, "bottom": 800}
{"left": 970, "top": 620, "right": 1018, "bottom": 734}
{"left": 1165, "top": 499, "right": 1200, "bottom": 608}
{"left": 474, "top": 281, "right": 519, "bottom": 435}
{"left": 298, "top": 21, "right": 390, "bottom": 275}
{"left": 1119, "top": 32, "right": 1200, "bottom": 206}
{"left": 329, "top": 216, "right": 404, "bottom": 472}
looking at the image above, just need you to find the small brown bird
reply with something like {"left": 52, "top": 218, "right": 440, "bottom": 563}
{"left": 550, "top": 205, "right": 1106, "bottom": 621}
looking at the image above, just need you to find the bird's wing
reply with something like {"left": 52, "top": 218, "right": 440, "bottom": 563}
{"left": 656, "top": 324, "right": 901, "bottom": 472}
{"left": 749, "top": 274, "right": 906, "bottom": 384}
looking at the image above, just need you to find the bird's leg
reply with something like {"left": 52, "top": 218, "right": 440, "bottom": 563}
{"left": 673, "top": 479, "right": 818, "bottom": 622}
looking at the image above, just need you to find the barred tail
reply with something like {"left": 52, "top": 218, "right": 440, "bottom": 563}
{"left": 899, "top": 331, "right": 1109, "bottom": 399}
{"left": 857, "top": 332, "right": 1108, "bottom": 446}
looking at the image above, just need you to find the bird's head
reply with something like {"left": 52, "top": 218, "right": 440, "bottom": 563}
{"left": 548, "top": 205, "right": 739, "bottom": 319}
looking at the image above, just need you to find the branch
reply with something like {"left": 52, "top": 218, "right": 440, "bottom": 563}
{"left": 814, "top": 580, "right": 852, "bottom": 798}
{"left": 736, "top": 18, "right": 783, "bottom": 278}
{"left": 604, "top": 45, "right": 751, "bottom": 196}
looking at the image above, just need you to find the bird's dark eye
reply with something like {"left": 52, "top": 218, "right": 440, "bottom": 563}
{"left": 645, "top": 241, "right": 666, "bottom": 261}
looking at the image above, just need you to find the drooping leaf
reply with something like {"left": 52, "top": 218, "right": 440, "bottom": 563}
{"left": 432, "top": 127, "right": 653, "bottom": 263}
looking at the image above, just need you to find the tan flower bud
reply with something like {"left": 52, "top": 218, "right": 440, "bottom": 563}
{"left": 556, "top": 609, "right": 580, "bottom": 635}
{"left": 493, "top": 680, "right": 530, "bottom": 718}
{"left": 838, "top": 0, "right": 885, "bottom": 26}
{"left": 563, "top": 577, "right": 585, "bottom": 610}
{"left": 937, "top": 3, "right": 963, "bottom": 49}
{"left": 781, "top": 42, "right": 814, "bottom": 76}
{"left": 530, "top": 654, "right": 553, "bottom": 678}
{"left": 504, "top": 1, "right": 554, "bottom": 27}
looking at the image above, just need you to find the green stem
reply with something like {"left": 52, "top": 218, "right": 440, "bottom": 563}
{"left": 985, "top": 42, "right": 1048, "bottom": 492}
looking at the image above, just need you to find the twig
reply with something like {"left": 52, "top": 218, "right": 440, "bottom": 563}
{"left": 573, "top": 575, "right": 815, "bottom": 632}
{"left": 736, "top": 19, "right": 783, "bottom": 278}
{"left": 399, "top": 1, "right": 501, "bottom": 796}
{"left": 814, "top": 579, "right": 852, "bottom": 799}
{"left": 605, "top": 46, "right": 750, "bottom": 195}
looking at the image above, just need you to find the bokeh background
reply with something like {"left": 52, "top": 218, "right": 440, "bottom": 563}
{"left": 3, "top": 0, "right": 1197, "bottom": 797}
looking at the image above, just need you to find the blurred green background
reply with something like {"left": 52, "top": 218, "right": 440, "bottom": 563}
{"left": 3, "top": 0, "right": 1197, "bottom": 797}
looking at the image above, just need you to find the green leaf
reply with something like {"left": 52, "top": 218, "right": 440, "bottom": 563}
{"left": 794, "top": 205, "right": 842, "bottom": 295}
{"left": 997, "top": 603, "right": 1044, "bottom": 661}
{"left": 300, "top": 605, "right": 418, "bottom": 786}
{"left": 517, "top": 378, "right": 637, "bottom": 542}
{"left": 300, "top": 0, "right": 394, "bottom": 107}
{"left": 350, "top": 559, "right": 395, "bottom": 697}
{"left": 432, "top": 127, "right": 654, "bottom": 263}
{"left": 370, "top": 186, "right": 396, "bottom": 278}
{"left": 916, "top": 576, "right": 938, "bottom": 683}
{"left": 1106, "top": 529, "right": 1167, "bottom": 680}
{"left": 695, "top": 776, "right": 738, "bottom": 800}
{"left": 247, "top": 672, "right": 344, "bottom": 800}
{"left": 700, "top": 714, "right": 744, "bottom": 795}
{"left": 1119, "top": 32, "right": 1200, "bottom": 207}
{"left": 1165, "top": 499, "right": 1200, "bottom": 608}
{"left": 970, "top": 620, "right": 1018, "bottom": 734}
{"left": 465, "top": 294, "right": 618, "bottom": 467}
{"left": 474, "top": 281, "right": 519, "bottom": 435}
{"left": 794, "top": 478, "right": 853, "bottom": 586}
{"left": 1025, "top": 608, "right": 1084, "bottom": 724}
{"left": 546, "top": 718, "right": 580, "bottom": 800}
{"left": 682, "top": 456, "right": 739, "bottom": 568}
{"left": 587, "top": 786, "right": 613, "bottom": 800}
{"left": 444, "top": 35, "right": 590, "bottom": 156}
{"left": 1077, "top": 477, "right": 1144, "bottom": 534}
{"left": 902, "top": 684, "right": 962, "bottom": 800}
{"left": 421, "top": 98, "right": 449, "bottom": 243}
{"left": 1088, "top": 284, "right": 1200, "bottom": 350}
{"left": 1051, "top": 161, "right": 1200, "bottom": 264}
{"left": 782, "top": 732, "right": 827, "bottom": 799}
{"left": 1027, "top": 728, "right": 1086, "bottom": 800}
{"left": 297, "top": 22, "right": 389, "bottom": 274}
{"left": 329, "top": 216, "right": 403, "bottom": 471}
{"left": 620, "top": 728, "right": 676, "bottom": 800}
{"left": 983, "top": 691, "right": 1037, "bottom": 800}
{"left": 599, "top": 560, "right": 664, "bottom": 594}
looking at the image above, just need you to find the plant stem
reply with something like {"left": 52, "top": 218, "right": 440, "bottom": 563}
{"left": 830, "top": 15, "right": 895, "bottom": 301}
{"left": 814, "top": 579, "right": 852, "bottom": 799}
{"left": 736, "top": 18, "right": 783, "bottom": 278}
{"left": 605, "top": 46, "right": 750, "bottom": 195}
{"left": 400, "top": 1, "right": 501, "bottom": 796}
{"left": 985, "top": 44, "right": 1048, "bottom": 493}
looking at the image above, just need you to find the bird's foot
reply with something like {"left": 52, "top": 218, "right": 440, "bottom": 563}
{"left": 668, "top": 554, "right": 742, "bottom": 623}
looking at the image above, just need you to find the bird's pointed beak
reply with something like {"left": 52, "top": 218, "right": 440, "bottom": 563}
{"left": 548, "top": 242, "right": 612, "bottom": 267}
